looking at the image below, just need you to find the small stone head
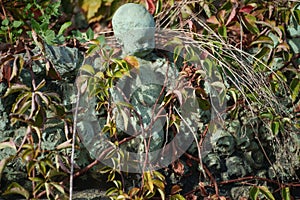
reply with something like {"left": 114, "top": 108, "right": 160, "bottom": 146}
{"left": 226, "top": 156, "right": 247, "bottom": 178}
{"left": 112, "top": 3, "right": 156, "bottom": 57}
{"left": 211, "top": 130, "right": 236, "bottom": 157}
{"left": 203, "top": 152, "right": 221, "bottom": 173}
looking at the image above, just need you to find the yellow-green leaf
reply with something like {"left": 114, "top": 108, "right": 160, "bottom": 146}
{"left": 271, "top": 121, "right": 280, "bottom": 135}
{"left": 80, "top": 0, "right": 102, "bottom": 21}
{"left": 56, "top": 139, "right": 72, "bottom": 150}
{"left": 3, "top": 83, "right": 31, "bottom": 97}
{"left": 290, "top": 78, "right": 300, "bottom": 102}
{"left": 157, "top": 188, "right": 165, "bottom": 200}
{"left": 282, "top": 187, "right": 291, "bottom": 200}
{"left": 250, "top": 36, "right": 274, "bottom": 46}
{"left": 51, "top": 182, "right": 65, "bottom": 194}
{"left": 0, "top": 157, "right": 10, "bottom": 183}
{"left": 144, "top": 171, "right": 154, "bottom": 192}
{"left": 80, "top": 64, "right": 95, "bottom": 75}
{"left": 3, "top": 182, "right": 30, "bottom": 199}
{"left": 259, "top": 186, "right": 275, "bottom": 200}
{"left": 129, "top": 187, "right": 140, "bottom": 197}
{"left": 0, "top": 139, "right": 17, "bottom": 151}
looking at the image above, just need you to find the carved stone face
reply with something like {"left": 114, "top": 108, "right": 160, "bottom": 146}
{"left": 212, "top": 130, "right": 236, "bottom": 157}
{"left": 112, "top": 3, "right": 155, "bottom": 57}
{"left": 203, "top": 152, "right": 221, "bottom": 173}
{"left": 226, "top": 156, "right": 247, "bottom": 178}
{"left": 236, "top": 135, "right": 251, "bottom": 151}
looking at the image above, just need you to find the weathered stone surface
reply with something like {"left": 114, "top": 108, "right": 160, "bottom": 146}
{"left": 73, "top": 189, "right": 109, "bottom": 200}
{"left": 112, "top": 3, "right": 155, "bottom": 57}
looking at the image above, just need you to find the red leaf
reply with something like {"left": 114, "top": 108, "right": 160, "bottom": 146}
{"left": 239, "top": 5, "right": 254, "bottom": 14}
{"left": 146, "top": 0, "right": 155, "bottom": 15}
{"left": 0, "top": 62, "right": 12, "bottom": 86}
{"left": 226, "top": 5, "right": 237, "bottom": 25}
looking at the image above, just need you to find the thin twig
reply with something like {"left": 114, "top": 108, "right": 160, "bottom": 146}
{"left": 183, "top": 153, "right": 219, "bottom": 197}
{"left": 69, "top": 87, "right": 80, "bottom": 200}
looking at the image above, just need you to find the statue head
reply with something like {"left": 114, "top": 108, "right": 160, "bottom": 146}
{"left": 226, "top": 156, "right": 247, "bottom": 178}
{"left": 211, "top": 130, "right": 236, "bottom": 157}
{"left": 112, "top": 3, "right": 156, "bottom": 57}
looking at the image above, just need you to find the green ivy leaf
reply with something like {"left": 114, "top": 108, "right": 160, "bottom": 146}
{"left": 293, "top": 9, "right": 300, "bottom": 25}
{"left": 218, "top": 25, "right": 227, "bottom": 40}
{"left": 86, "top": 27, "right": 94, "bottom": 40}
{"left": 87, "top": 44, "right": 99, "bottom": 55}
{"left": 12, "top": 20, "right": 23, "bottom": 28}
{"left": 198, "top": 98, "right": 211, "bottom": 110}
{"left": 255, "top": 46, "right": 270, "bottom": 60}
{"left": 96, "top": 35, "right": 106, "bottom": 45}
{"left": 249, "top": 186, "right": 259, "bottom": 200}
{"left": 155, "top": 0, "right": 163, "bottom": 15}
{"left": 260, "top": 112, "right": 274, "bottom": 120}
{"left": 2, "top": 18, "right": 9, "bottom": 26}
{"left": 33, "top": 106, "right": 46, "bottom": 128}
{"left": 242, "top": 14, "right": 259, "bottom": 35}
{"left": 282, "top": 187, "right": 291, "bottom": 200}
{"left": 251, "top": 36, "right": 274, "bottom": 46}
{"left": 271, "top": 121, "right": 280, "bottom": 135}
{"left": 58, "top": 21, "right": 72, "bottom": 35}
{"left": 44, "top": 30, "right": 55, "bottom": 45}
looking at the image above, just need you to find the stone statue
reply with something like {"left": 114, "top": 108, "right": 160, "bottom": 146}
{"left": 110, "top": 3, "right": 178, "bottom": 154}
{"left": 77, "top": 3, "right": 197, "bottom": 173}
{"left": 112, "top": 3, "right": 156, "bottom": 58}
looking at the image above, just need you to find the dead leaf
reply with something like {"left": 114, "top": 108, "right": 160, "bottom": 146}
{"left": 172, "top": 160, "right": 184, "bottom": 175}
{"left": 0, "top": 62, "right": 11, "bottom": 85}
{"left": 124, "top": 55, "right": 140, "bottom": 69}
{"left": 207, "top": 16, "right": 220, "bottom": 25}
{"left": 172, "top": 90, "right": 183, "bottom": 106}
{"left": 217, "top": 10, "right": 226, "bottom": 24}
{"left": 198, "top": 182, "right": 208, "bottom": 196}
{"left": 10, "top": 56, "right": 24, "bottom": 81}
{"left": 171, "top": 185, "right": 182, "bottom": 195}
{"left": 45, "top": 60, "right": 61, "bottom": 80}
{"left": 186, "top": 194, "right": 198, "bottom": 200}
